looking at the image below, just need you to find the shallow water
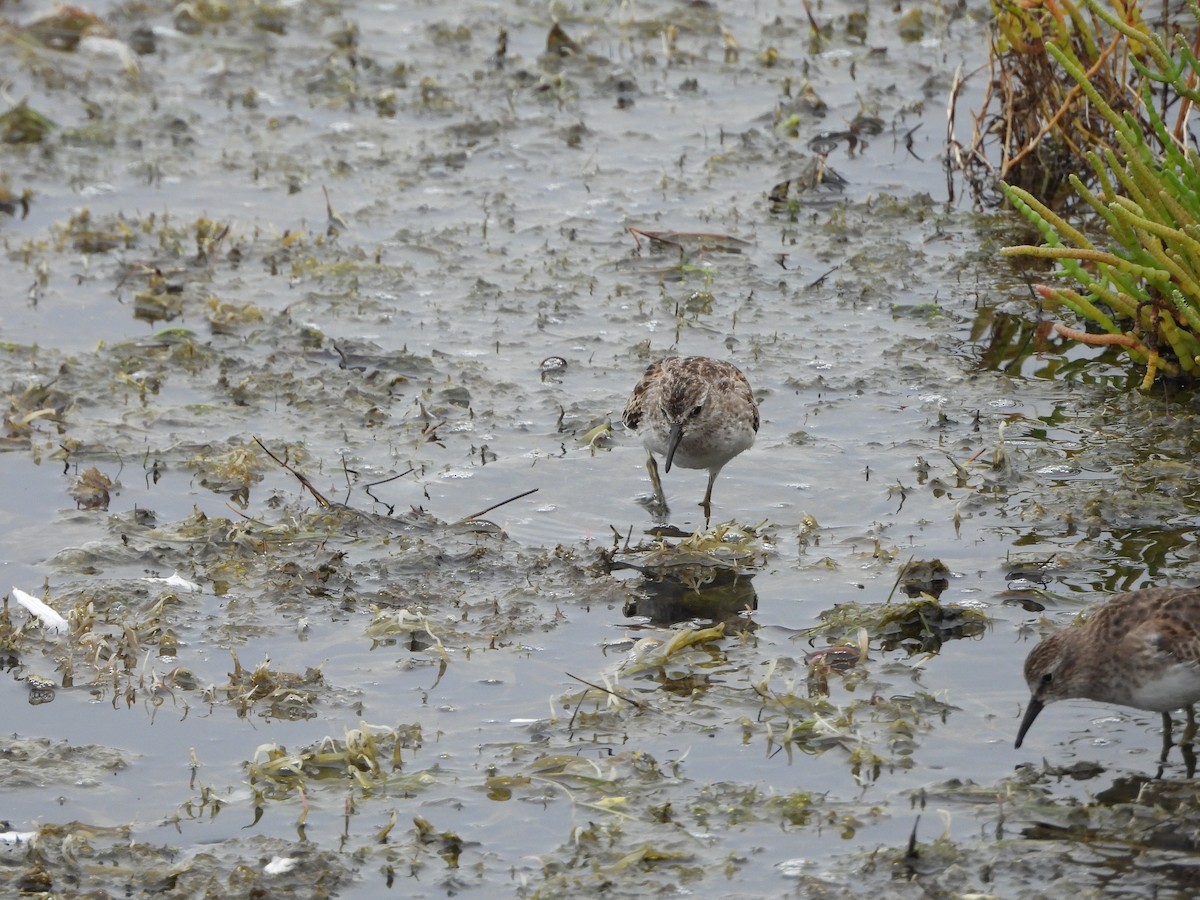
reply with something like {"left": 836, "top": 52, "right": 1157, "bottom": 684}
{"left": 5, "top": 0, "right": 1200, "bottom": 896}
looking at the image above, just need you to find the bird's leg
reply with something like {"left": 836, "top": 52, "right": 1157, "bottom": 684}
{"left": 1160, "top": 711, "right": 1174, "bottom": 769}
{"left": 700, "top": 469, "right": 716, "bottom": 521}
{"left": 646, "top": 452, "right": 667, "bottom": 511}
{"left": 1183, "top": 706, "right": 1197, "bottom": 746}
{"left": 1183, "top": 707, "right": 1198, "bottom": 778}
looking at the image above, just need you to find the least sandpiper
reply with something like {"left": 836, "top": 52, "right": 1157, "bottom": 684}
{"left": 622, "top": 355, "right": 759, "bottom": 516}
{"left": 1016, "top": 586, "right": 1200, "bottom": 773}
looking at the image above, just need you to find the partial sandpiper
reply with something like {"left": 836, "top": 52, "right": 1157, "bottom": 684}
{"left": 622, "top": 355, "right": 759, "bottom": 517}
{"left": 1016, "top": 586, "right": 1200, "bottom": 774}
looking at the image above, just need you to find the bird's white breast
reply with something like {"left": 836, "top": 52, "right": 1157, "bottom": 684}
{"left": 1123, "top": 661, "right": 1200, "bottom": 711}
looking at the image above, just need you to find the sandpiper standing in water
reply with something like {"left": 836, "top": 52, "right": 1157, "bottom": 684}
{"left": 622, "top": 355, "right": 759, "bottom": 517}
{"left": 1016, "top": 586, "right": 1200, "bottom": 775}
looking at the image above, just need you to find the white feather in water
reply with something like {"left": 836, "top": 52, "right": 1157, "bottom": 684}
{"left": 10, "top": 587, "right": 68, "bottom": 634}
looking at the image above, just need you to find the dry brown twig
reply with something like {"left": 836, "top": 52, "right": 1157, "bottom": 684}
{"left": 253, "top": 437, "right": 332, "bottom": 508}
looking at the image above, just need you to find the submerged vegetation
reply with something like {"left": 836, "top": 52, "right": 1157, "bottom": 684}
{"left": 0, "top": 467, "right": 1003, "bottom": 893}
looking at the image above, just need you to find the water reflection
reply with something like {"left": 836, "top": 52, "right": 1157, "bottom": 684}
{"left": 623, "top": 570, "right": 757, "bottom": 629}
{"left": 972, "top": 306, "right": 1137, "bottom": 385}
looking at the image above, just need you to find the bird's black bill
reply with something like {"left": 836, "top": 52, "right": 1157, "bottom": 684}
{"left": 1014, "top": 697, "right": 1044, "bottom": 749}
{"left": 664, "top": 423, "right": 684, "bottom": 473}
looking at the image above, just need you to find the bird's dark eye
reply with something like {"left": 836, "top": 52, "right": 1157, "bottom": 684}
{"left": 689, "top": 404, "right": 703, "bottom": 418}
{"left": 1040, "top": 672, "right": 1053, "bottom": 686}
